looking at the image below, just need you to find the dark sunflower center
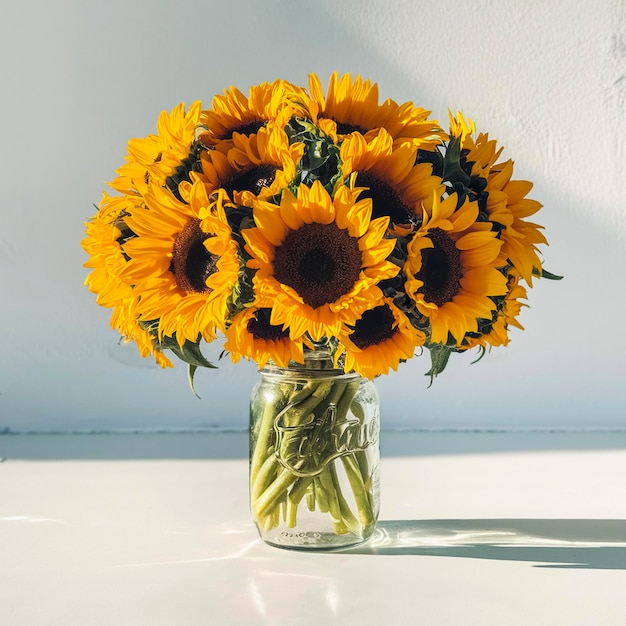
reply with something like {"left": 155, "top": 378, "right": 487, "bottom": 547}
{"left": 349, "top": 304, "right": 396, "bottom": 349}
{"left": 246, "top": 308, "right": 289, "bottom": 341}
{"left": 170, "top": 219, "right": 216, "bottom": 293}
{"left": 222, "top": 164, "right": 277, "bottom": 199}
{"left": 223, "top": 119, "right": 265, "bottom": 140}
{"left": 354, "top": 171, "right": 414, "bottom": 227}
{"left": 416, "top": 227, "right": 462, "bottom": 307}
{"left": 331, "top": 117, "right": 369, "bottom": 135}
{"left": 273, "top": 222, "right": 362, "bottom": 309}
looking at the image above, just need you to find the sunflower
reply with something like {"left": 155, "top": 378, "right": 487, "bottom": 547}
{"left": 120, "top": 178, "right": 241, "bottom": 346}
{"left": 201, "top": 123, "right": 304, "bottom": 207}
{"left": 339, "top": 128, "right": 444, "bottom": 232}
{"left": 110, "top": 302, "right": 173, "bottom": 369}
{"left": 449, "top": 111, "right": 548, "bottom": 284}
{"left": 382, "top": 99, "right": 448, "bottom": 151}
{"left": 82, "top": 193, "right": 172, "bottom": 368}
{"left": 82, "top": 193, "right": 135, "bottom": 309}
{"left": 404, "top": 193, "right": 509, "bottom": 345}
{"left": 110, "top": 101, "right": 203, "bottom": 199}
{"left": 338, "top": 297, "right": 426, "bottom": 379}
{"left": 197, "top": 79, "right": 308, "bottom": 152}
{"left": 461, "top": 270, "right": 528, "bottom": 350}
{"left": 244, "top": 180, "right": 399, "bottom": 341}
{"left": 306, "top": 72, "right": 445, "bottom": 150}
{"left": 224, "top": 307, "right": 305, "bottom": 368}
{"left": 305, "top": 72, "right": 383, "bottom": 138}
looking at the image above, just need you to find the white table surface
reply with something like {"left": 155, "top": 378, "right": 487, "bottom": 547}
{"left": 1, "top": 431, "right": 625, "bottom": 626}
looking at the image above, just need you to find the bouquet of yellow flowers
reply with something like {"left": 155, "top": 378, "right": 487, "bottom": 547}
{"left": 83, "top": 72, "right": 557, "bottom": 381}
{"left": 82, "top": 73, "right": 558, "bottom": 548}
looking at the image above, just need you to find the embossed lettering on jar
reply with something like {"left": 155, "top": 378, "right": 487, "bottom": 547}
{"left": 249, "top": 354, "right": 380, "bottom": 550}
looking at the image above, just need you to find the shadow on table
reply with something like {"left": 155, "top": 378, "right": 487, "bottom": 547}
{"left": 343, "top": 519, "right": 626, "bottom": 570}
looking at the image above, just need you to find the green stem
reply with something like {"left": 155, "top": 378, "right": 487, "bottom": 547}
{"left": 305, "top": 482, "right": 316, "bottom": 512}
{"left": 318, "top": 466, "right": 343, "bottom": 526}
{"left": 341, "top": 454, "right": 374, "bottom": 526}
{"left": 336, "top": 381, "right": 360, "bottom": 422}
{"left": 251, "top": 373, "right": 377, "bottom": 537}
{"left": 250, "top": 384, "right": 289, "bottom": 484}
{"left": 253, "top": 466, "right": 298, "bottom": 519}
{"left": 314, "top": 475, "right": 330, "bottom": 513}
{"left": 329, "top": 461, "right": 361, "bottom": 535}
{"left": 250, "top": 446, "right": 278, "bottom": 502}
{"left": 287, "top": 381, "right": 317, "bottom": 405}
{"left": 278, "top": 380, "right": 334, "bottom": 427}
{"left": 287, "top": 476, "right": 313, "bottom": 527}
{"left": 354, "top": 449, "right": 369, "bottom": 477}
{"left": 288, "top": 476, "right": 313, "bottom": 507}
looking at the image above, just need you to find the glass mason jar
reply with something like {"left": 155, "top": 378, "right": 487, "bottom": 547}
{"left": 249, "top": 353, "right": 380, "bottom": 550}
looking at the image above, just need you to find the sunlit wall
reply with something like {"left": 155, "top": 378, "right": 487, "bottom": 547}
{"left": 1, "top": 0, "right": 624, "bottom": 431}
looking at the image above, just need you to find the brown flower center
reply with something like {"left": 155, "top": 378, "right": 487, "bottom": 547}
{"left": 349, "top": 304, "right": 396, "bottom": 349}
{"left": 222, "top": 164, "right": 277, "bottom": 199}
{"left": 247, "top": 308, "right": 289, "bottom": 341}
{"left": 223, "top": 119, "right": 265, "bottom": 140}
{"left": 273, "top": 222, "right": 362, "bottom": 309}
{"left": 332, "top": 118, "right": 369, "bottom": 135}
{"left": 416, "top": 227, "right": 462, "bottom": 307}
{"left": 171, "top": 219, "right": 216, "bottom": 293}
{"left": 354, "top": 171, "right": 414, "bottom": 227}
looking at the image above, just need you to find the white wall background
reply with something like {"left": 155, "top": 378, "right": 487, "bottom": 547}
{"left": 1, "top": 0, "right": 624, "bottom": 432}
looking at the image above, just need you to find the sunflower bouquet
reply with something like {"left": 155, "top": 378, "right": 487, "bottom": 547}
{"left": 83, "top": 73, "right": 558, "bottom": 546}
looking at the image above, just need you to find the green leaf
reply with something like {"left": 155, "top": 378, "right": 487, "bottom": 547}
{"left": 534, "top": 267, "right": 564, "bottom": 280}
{"left": 306, "top": 140, "right": 329, "bottom": 171}
{"left": 442, "top": 136, "right": 471, "bottom": 188}
{"left": 470, "top": 345, "right": 487, "bottom": 365}
{"left": 425, "top": 344, "right": 454, "bottom": 387}
{"left": 137, "top": 320, "right": 218, "bottom": 378}
{"left": 188, "top": 364, "right": 201, "bottom": 399}
{"left": 167, "top": 339, "right": 218, "bottom": 370}
{"left": 228, "top": 264, "right": 255, "bottom": 318}
{"left": 416, "top": 148, "right": 445, "bottom": 178}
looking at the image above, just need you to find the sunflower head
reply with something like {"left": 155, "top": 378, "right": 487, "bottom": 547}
{"left": 82, "top": 192, "right": 136, "bottom": 309}
{"left": 201, "top": 123, "right": 304, "bottom": 207}
{"left": 244, "top": 180, "right": 398, "bottom": 341}
{"left": 306, "top": 72, "right": 446, "bottom": 151}
{"left": 82, "top": 195, "right": 174, "bottom": 369}
{"left": 224, "top": 307, "right": 304, "bottom": 369}
{"left": 460, "top": 270, "right": 529, "bottom": 350}
{"left": 404, "top": 193, "right": 508, "bottom": 345}
{"left": 445, "top": 113, "right": 549, "bottom": 284}
{"left": 110, "top": 101, "right": 203, "bottom": 199}
{"left": 305, "top": 72, "right": 382, "bottom": 139}
{"left": 338, "top": 298, "right": 426, "bottom": 379}
{"left": 340, "top": 129, "right": 444, "bottom": 232}
{"left": 197, "top": 79, "right": 308, "bottom": 152}
{"left": 119, "top": 178, "right": 241, "bottom": 346}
